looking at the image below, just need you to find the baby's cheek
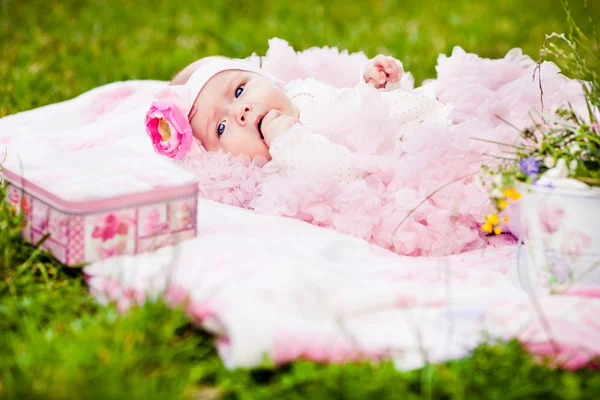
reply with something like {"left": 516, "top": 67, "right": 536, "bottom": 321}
{"left": 245, "top": 140, "right": 271, "bottom": 161}
{"left": 220, "top": 134, "right": 258, "bottom": 158}
{"left": 273, "top": 91, "right": 294, "bottom": 115}
{"left": 190, "top": 120, "right": 204, "bottom": 144}
{"left": 248, "top": 139, "right": 271, "bottom": 158}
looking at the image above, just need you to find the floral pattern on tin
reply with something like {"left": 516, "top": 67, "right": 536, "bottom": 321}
{"left": 31, "top": 199, "right": 50, "bottom": 232}
{"left": 561, "top": 230, "right": 592, "bottom": 259}
{"left": 169, "top": 199, "right": 195, "bottom": 232}
{"left": 139, "top": 206, "right": 168, "bottom": 236}
{"left": 137, "top": 234, "right": 176, "bottom": 253}
{"left": 7, "top": 185, "right": 30, "bottom": 220}
{"left": 88, "top": 212, "right": 136, "bottom": 260}
{"left": 48, "top": 210, "right": 70, "bottom": 244}
{"left": 525, "top": 198, "right": 595, "bottom": 288}
{"left": 537, "top": 202, "right": 565, "bottom": 234}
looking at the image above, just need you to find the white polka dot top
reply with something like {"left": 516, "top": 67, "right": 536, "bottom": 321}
{"left": 266, "top": 66, "right": 453, "bottom": 185}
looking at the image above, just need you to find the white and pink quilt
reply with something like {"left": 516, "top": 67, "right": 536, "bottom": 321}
{"left": 1, "top": 39, "right": 598, "bottom": 370}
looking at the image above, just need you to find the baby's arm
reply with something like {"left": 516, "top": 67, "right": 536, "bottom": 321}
{"left": 262, "top": 115, "right": 365, "bottom": 184}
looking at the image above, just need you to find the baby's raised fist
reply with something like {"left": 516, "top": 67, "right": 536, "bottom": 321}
{"left": 363, "top": 55, "right": 403, "bottom": 89}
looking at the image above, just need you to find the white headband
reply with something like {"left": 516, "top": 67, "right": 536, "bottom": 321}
{"left": 145, "top": 59, "right": 270, "bottom": 160}
{"left": 184, "top": 59, "right": 264, "bottom": 115}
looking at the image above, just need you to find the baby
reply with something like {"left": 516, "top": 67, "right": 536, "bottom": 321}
{"left": 145, "top": 52, "right": 451, "bottom": 183}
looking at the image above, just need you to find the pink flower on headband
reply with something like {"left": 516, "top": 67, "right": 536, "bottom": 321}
{"left": 145, "top": 86, "right": 194, "bottom": 159}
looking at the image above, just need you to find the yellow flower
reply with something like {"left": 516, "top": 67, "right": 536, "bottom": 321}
{"left": 486, "top": 214, "right": 500, "bottom": 225}
{"left": 482, "top": 213, "right": 506, "bottom": 235}
{"left": 481, "top": 222, "right": 493, "bottom": 234}
{"left": 498, "top": 199, "right": 508, "bottom": 210}
{"left": 504, "top": 187, "right": 521, "bottom": 201}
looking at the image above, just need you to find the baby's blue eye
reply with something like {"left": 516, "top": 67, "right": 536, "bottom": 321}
{"left": 217, "top": 122, "right": 226, "bottom": 136}
{"left": 235, "top": 85, "right": 244, "bottom": 98}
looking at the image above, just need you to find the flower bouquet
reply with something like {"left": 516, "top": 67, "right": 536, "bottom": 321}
{"left": 478, "top": 15, "right": 600, "bottom": 292}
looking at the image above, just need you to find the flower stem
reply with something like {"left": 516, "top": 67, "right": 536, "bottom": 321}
{"left": 469, "top": 137, "right": 524, "bottom": 149}
{"left": 391, "top": 171, "right": 479, "bottom": 254}
{"left": 574, "top": 176, "right": 600, "bottom": 186}
{"left": 482, "top": 153, "right": 518, "bottom": 160}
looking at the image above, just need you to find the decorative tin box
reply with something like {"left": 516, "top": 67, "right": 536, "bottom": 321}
{"left": 2, "top": 155, "right": 198, "bottom": 266}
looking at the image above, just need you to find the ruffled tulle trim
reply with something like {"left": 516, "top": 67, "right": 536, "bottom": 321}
{"left": 182, "top": 41, "right": 586, "bottom": 257}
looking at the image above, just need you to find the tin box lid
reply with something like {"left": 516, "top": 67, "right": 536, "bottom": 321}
{"left": 2, "top": 147, "right": 198, "bottom": 214}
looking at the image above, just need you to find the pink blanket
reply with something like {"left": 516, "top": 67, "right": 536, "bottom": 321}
{"left": 1, "top": 39, "right": 598, "bottom": 370}
{"left": 84, "top": 200, "right": 600, "bottom": 370}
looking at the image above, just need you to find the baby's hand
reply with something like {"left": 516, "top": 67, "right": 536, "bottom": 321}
{"left": 363, "top": 55, "right": 403, "bottom": 89}
{"left": 261, "top": 110, "right": 299, "bottom": 147}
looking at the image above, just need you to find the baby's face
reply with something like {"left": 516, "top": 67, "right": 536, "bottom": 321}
{"left": 190, "top": 70, "right": 297, "bottom": 161}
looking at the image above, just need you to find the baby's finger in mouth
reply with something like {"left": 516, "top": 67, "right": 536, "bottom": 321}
{"left": 261, "top": 109, "right": 281, "bottom": 135}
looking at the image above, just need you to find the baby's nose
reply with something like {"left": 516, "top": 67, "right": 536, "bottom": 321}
{"left": 236, "top": 104, "right": 252, "bottom": 125}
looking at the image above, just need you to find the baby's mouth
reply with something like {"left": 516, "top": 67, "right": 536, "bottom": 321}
{"left": 257, "top": 117, "right": 265, "bottom": 140}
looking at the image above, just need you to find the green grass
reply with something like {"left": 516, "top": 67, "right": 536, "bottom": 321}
{"left": 1, "top": 0, "right": 598, "bottom": 116}
{"left": 1, "top": 0, "right": 600, "bottom": 398}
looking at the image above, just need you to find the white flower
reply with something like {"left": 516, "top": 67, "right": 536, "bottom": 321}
{"left": 569, "top": 143, "right": 581, "bottom": 154}
{"left": 542, "top": 159, "right": 569, "bottom": 179}
{"left": 544, "top": 156, "right": 555, "bottom": 168}
{"left": 569, "top": 159, "right": 578, "bottom": 171}
{"left": 491, "top": 188, "right": 504, "bottom": 198}
{"left": 492, "top": 174, "right": 502, "bottom": 186}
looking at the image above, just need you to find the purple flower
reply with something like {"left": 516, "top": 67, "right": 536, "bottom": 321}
{"left": 518, "top": 157, "right": 540, "bottom": 176}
